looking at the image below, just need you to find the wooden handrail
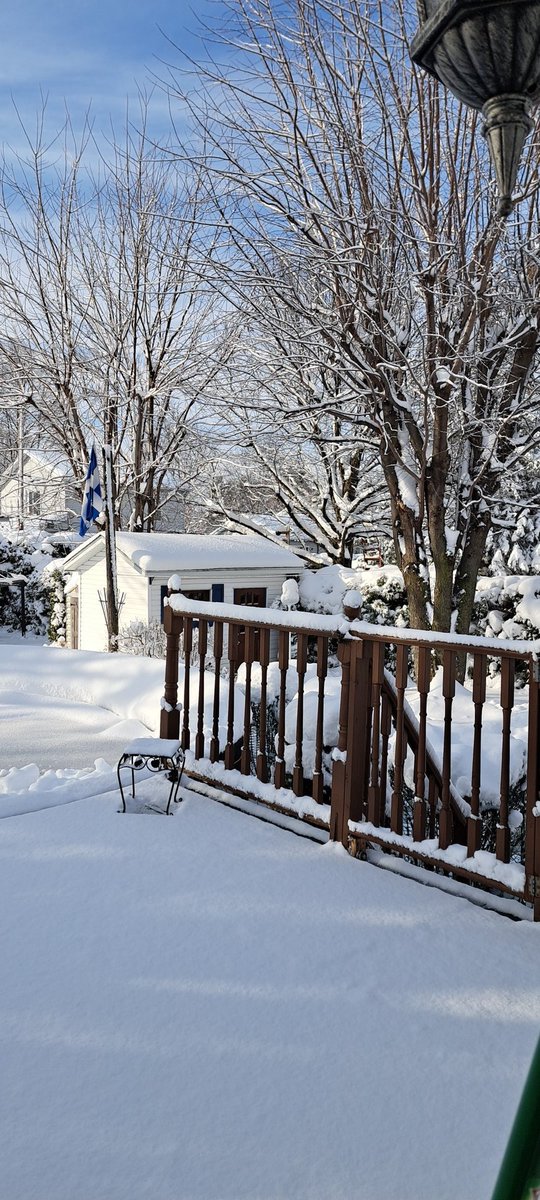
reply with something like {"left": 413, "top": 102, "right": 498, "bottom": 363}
{"left": 382, "top": 672, "right": 468, "bottom": 835}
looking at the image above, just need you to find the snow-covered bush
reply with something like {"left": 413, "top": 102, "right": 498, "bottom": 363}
{"left": 486, "top": 460, "right": 540, "bottom": 576}
{"left": 296, "top": 564, "right": 409, "bottom": 627}
{"left": 359, "top": 573, "right": 408, "bottom": 628}
{"left": 44, "top": 565, "right": 67, "bottom": 644}
{"left": 119, "top": 619, "right": 166, "bottom": 657}
{"left": 471, "top": 576, "right": 540, "bottom": 644}
{"left": 0, "top": 535, "right": 49, "bottom": 634}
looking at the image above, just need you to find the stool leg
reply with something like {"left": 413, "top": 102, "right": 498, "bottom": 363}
{"left": 117, "top": 764, "right": 127, "bottom": 813}
{"left": 166, "top": 760, "right": 184, "bottom": 815}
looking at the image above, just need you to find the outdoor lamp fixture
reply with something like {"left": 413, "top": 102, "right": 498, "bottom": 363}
{"left": 410, "top": 0, "right": 540, "bottom": 215}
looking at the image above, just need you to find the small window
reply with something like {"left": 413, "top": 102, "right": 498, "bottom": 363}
{"left": 160, "top": 585, "right": 211, "bottom": 622}
{"left": 182, "top": 589, "right": 211, "bottom": 602}
{"left": 211, "top": 584, "right": 224, "bottom": 603}
{"left": 27, "top": 489, "right": 41, "bottom": 516}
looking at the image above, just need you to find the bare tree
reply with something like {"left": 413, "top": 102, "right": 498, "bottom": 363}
{"left": 195, "top": 332, "right": 388, "bottom": 564}
{"left": 167, "top": 0, "right": 540, "bottom": 634}
{"left": 0, "top": 100, "right": 227, "bottom": 531}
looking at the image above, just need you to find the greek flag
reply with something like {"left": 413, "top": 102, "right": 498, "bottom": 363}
{"left": 79, "top": 445, "right": 103, "bottom": 536}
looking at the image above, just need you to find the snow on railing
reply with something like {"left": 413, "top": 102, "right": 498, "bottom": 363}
{"left": 161, "top": 597, "right": 540, "bottom": 919}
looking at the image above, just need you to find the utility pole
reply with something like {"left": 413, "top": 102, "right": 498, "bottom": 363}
{"left": 102, "top": 443, "right": 119, "bottom": 652}
{"left": 17, "top": 404, "right": 24, "bottom": 531}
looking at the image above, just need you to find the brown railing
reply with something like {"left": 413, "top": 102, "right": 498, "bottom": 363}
{"left": 160, "top": 595, "right": 540, "bottom": 919}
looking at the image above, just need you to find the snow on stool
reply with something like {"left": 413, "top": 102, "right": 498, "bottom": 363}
{"left": 117, "top": 738, "right": 184, "bottom": 815}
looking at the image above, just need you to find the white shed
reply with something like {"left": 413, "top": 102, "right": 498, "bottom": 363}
{"left": 62, "top": 531, "right": 304, "bottom": 652}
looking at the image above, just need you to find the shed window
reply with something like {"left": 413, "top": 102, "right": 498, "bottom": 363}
{"left": 160, "top": 585, "right": 211, "bottom": 621}
{"left": 182, "top": 589, "right": 211, "bottom": 602}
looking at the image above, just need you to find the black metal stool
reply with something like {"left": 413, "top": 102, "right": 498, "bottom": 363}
{"left": 117, "top": 738, "right": 185, "bottom": 814}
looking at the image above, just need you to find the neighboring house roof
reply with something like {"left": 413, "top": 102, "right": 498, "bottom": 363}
{"left": 0, "top": 450, "right": 74, "bottom": 489}
{"left": 63, "top": 531, "right": 305, "bottom": 574}
{"left": 23, "top": 450, "right": 73, "bottom": 478}
{"left": 217, "top": 512, "right": 322, "bottom": 547}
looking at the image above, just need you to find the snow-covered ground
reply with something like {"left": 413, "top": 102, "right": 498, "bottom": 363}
{"left": 0, "top": 638, "right": 162, "bottom": 773}
{"left": 1, "top": 636, "right": 539, "bottom": 1199}
{"left": 0, "top": 789, "right": 538, "bottom": 1200}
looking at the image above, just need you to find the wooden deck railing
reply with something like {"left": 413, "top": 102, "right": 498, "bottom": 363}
{"left": 160, "top": 593, "right": 540, "bottom": 919}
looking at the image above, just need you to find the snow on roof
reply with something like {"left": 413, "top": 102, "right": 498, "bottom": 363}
{"left": 234, "top": 512, "right": 322, "bottom": 546}
{"left": 117, "top": 532, "right": 304, "bottom": 573}
{"left": 23, "top": 450, "right": 73, "bottom": 478}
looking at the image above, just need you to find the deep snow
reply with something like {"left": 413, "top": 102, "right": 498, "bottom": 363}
{"left": 0, "top": 790, "right": 538, "bottom": 1200}
{"left": 1, "top": 637, "right": 539, "bottom": 1200}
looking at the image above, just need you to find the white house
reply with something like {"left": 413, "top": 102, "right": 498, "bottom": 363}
{"left": 62, "top": 531, "right": 305, "bottom": 652}
{"left": 0, "top": 450, "right": 79, "bottom": 528}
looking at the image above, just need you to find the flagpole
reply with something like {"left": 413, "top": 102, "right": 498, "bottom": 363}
{"left": 102, "top": 443, "right": 119, "bottom": 652}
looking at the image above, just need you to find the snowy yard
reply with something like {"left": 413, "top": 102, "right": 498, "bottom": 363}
{"left": 0, "top": 640, "right": 539, "bottom": 1199}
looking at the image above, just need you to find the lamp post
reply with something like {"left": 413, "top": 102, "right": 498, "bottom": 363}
{"left": 411, "top": 0, "right": 540, "bottom": 215}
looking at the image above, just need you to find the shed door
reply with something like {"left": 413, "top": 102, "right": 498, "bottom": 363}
{"left": 69, "top": 594, "right": 79, "bottom": 649}
{"left": 232, "top": 587, "right": 267, "bottom": 663}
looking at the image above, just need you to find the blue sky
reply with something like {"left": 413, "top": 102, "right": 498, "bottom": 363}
{"left": 0, "top": 0, "right": 225, "bottom": 155}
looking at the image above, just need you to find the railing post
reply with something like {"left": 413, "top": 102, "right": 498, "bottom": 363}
{"left": 330, "top": 640, "right": 351, "bottom": 844}
{"left": 525, "top": 658, "right": 540, "bottom": 921}
{"left": 293, "top": 633, "right": 308, "bottom": 796}
{"left": 195, "top": 618, "right": 208, "bottom": 760}
{"left": 160, "top": 602, "right": 180, "bottom": 740}
{"left": 181, "top": 617, "right": 193, "bottom": 751}
{"left": 329, "top": 638, "right": 372, "bottom": 845}
{"left": 438, "top": 648, "right": 455, "bottom": 851}
{"left": 496, "top": 656, "right": 515, "bottom": 863}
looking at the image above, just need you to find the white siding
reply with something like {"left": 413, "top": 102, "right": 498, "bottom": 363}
{"left": 79, "top": 556, "right": 109, "bottom": 651}
{"left": 65, "top": 578, "right": 78, "bottom": 649}
{"left": 0, "top": 478, "right": 18, "bottom": 516}
{"left": 116, "top": 557, "right": 149, "bottom": 633}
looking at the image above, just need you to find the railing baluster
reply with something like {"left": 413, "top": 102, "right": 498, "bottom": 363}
{"left": 210, "top": 620, "right": 223, "bottom": 763}
{"left": 428, "top": 776, "right": 438, "bottom": 839}
{"left": 195, "top": 618, "right": 208, "bottom": 760}
{"left": 274, "top": 630, "right": 289, "bottom": 790}
{"left": 380, "top": 686, "right": 391, "bottom": 825}
{"left": 439, "top": 648, "right": 456, "bottom": 850}
{"left": 413, "top": 646, "right": 431, "bottom": 841}
{"left": 256, "top": 627, "right": 270, "bottom": 782}
{"left": 367, "top": 641, "right": 384, "bottom": 825}
{"left": 181, "top": 616, "right": 192, "bottom": 751}
{"left": 496, "top": 656, "right": 515, "bottom": 863}
{"left": 467, "top": 652, "right": 486, "bottom": 857}
{"left": 224, "top": 622, "right": 240, "bottom": 770}
{"left": 312, "top": 635, "right": 328, "bottom": 804}
{"left": 293, "top": 633, "right": 308, "bottom": 796}
{"left": 329, "top": 639, "right": 352, "bottom": 844}
{"left": 240, "top": 625, "right": 254, "bottom": 776}
{"left": 390, "top": 643, "right": 408, "bottom": 835}
{"left": 525, "top": 658, "right": 540, "bottom": 921}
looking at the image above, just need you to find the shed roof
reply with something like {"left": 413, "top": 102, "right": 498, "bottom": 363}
{"left": 63, "top": 531, "right": 304, "bottom": 574}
